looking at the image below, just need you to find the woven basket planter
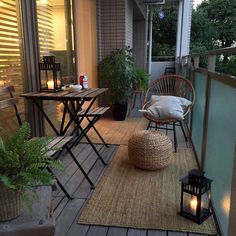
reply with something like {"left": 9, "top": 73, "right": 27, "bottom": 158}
{"left": 0, "top": 184, "right": 23, "bottom": 221}
{"left": 128, "top": 130, "right": 173, "bottom": 170}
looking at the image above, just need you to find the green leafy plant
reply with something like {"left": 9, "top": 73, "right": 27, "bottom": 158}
{"left": 0, "top": 122, "right": 63, "bottom": 191}
{"left": 98, "top": 47, "right": 134, "bottom": 104}
{"left": 132, "top": 68, "right": 149, "bottom": 91}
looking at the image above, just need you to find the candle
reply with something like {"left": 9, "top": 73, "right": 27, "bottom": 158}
{"left": 190, "top": 196, "right": 198, "bottom": 215}
{"left": 47, "top": 81, "right": 54, "bottom": 90}
{"left": 57, "top": 79, "right": 61, "bottom": 87}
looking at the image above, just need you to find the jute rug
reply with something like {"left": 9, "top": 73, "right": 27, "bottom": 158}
{"left": 85, "top": 117, "right": 148, "bottom": 145}
{"left": 78, "top": 146, "right": 217, "bottom": 234}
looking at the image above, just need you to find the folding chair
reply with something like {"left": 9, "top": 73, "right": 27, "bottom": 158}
{"left": 0, "top": 86, "right": 95, "bottom": 199}
{"left": 73, "top": 107, "right": 110, "bottom": 147}
{"left": 62, "top": 100, "right": 110, "bottom": 164}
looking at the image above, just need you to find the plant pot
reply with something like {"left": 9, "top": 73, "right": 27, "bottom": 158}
{"left": 0, "top": 184, "right": 23, "bottom": 221}
{"left": 111, "top": 103, "right": 128, "bottom": 121}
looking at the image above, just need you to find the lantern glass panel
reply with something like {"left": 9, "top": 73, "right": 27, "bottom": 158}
{"left": 182, "top": 192, "right": 198, "bottom": 216}
{"left": 183, "top": 192, "right": 210, "bottom": 216}
{"left": 183, "top": 192, "right": 210, "bottom": 217}
{"left": 56, "top": 70, "right": 62, "bottom": 88}
{"left": 180, "top": 169, "right": 212, "bottom": 224}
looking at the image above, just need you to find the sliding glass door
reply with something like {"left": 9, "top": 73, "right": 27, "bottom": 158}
{"left": 0, "top": 0, "right": 77, "bottom": 135}
{"left": 0, "top": 0, "right": 25, "bottom": 132}
{"left": 36, "top": 0, "right": 76, "bottom": 135}
{"left": 36, "top": 0, "right": 76, "bottom": 83}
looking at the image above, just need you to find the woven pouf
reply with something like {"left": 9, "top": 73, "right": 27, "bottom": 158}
{"left": 128, "top": 130, "right": 173, "bottom": 170}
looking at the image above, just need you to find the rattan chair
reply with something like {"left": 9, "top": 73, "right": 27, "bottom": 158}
{"left": 142, "top": 75, "right": 195, "bottom": 152}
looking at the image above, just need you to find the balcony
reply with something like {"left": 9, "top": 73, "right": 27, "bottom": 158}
{"left": 0, "top": 1, "right": 235, "bottom": 236}
{"left": 0, "top": 49, "right": 235, "bottom": 236}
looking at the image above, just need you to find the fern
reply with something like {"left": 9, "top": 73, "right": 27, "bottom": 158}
{"left": 0, "top": 122, "right": 64, "bottom": 191}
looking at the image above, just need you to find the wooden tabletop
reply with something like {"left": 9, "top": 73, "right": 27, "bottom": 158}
{"left": 21, "top": 88, "right": 108, "bottom": 101}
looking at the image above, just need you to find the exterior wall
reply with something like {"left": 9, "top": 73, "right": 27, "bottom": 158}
{"left": 97, "top": 0, "right": 126, "bottom": 60}
{"left": 133, "top": 20, "right": 147, "bottom": 69}
{"left": 75, "top": 0, "right": 98, "bottom": 88}
{"left": 125, "top": 0, "right": 133, "bottom": 47}
{"left": 97, "top": 0, "right": 147, "bottom": 65}
{"left": 176, "top": 0, "right": 192, "bottom": 57}
{"left": 151, "top": 61, "right": 175, "bottom": 80}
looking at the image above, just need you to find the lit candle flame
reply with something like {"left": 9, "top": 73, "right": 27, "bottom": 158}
{"left": 190, "top": 197, "right": 198, "bottom": 215}
{"left": 47, "top": 81, "right": 54, "bottom": 90}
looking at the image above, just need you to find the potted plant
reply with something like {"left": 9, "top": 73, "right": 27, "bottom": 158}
{"left": 0, "top": 122, "right": 63, "bottom": 221}
{"left": 98, "top": 47, "right": 134, "bottom": 120}
{"left": 132, "top": 68, "right": 149, "bottom": 91}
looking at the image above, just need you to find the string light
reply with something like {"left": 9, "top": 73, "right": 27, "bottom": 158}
{"left": 158, "top": 6, "right": 165, "bottom": 19}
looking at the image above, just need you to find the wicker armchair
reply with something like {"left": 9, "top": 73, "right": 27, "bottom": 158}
{"left": 143, "top": 75, "right": 195, "bottom": 152}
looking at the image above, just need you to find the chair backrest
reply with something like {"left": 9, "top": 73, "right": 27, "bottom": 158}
{"left": 145, "top": 75, "right": 195, "bottom": 115}
{"left": 0, "top": 86, "right": 22, "bottom": 126}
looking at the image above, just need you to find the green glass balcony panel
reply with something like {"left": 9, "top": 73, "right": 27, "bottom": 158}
{"left": 204, "top": 79, "right": 236, "bottom": 236}
{"left": 191, "top": 72, "right": 207, "bottom": 164}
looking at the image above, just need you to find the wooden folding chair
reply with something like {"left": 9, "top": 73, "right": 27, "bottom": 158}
{"left": 0, "top": 86, "right": 95, "bottom": 199}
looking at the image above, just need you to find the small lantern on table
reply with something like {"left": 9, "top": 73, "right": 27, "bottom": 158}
{"left": 179, "top": 169, "right": 213, "bottom": 224}
{"left": 39, "top": 56, "right": 62, "bottom": 92}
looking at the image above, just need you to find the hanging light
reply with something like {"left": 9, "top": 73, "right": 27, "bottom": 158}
{"left": 158, "top": 6, "right": 165, "bottom": 19}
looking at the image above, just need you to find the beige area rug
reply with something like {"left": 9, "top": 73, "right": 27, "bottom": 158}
{"left": 85, "top": 117, "right": 148, "bottom": 145}
{"left": 78, "top": 146, "right": 217, "bottom": 234}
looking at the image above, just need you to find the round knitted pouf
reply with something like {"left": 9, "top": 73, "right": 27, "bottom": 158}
{"left": 128, "top": 130, "right": 173, "bottom": 170}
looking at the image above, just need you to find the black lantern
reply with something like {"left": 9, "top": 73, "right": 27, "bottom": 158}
{"left": 39, "top": 56, "right": 62, "bottom": 92}
{"left": 179, "top": 169, "right": 213, "bottom": 224}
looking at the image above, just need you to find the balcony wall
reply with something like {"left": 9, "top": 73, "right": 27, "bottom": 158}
{"left": 176, "top": 47, "right": 236, "bottom": 236}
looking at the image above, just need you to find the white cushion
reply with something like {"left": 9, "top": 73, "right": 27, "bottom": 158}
{"left": 140, "top": 95, "right": 192, "bottom": 120}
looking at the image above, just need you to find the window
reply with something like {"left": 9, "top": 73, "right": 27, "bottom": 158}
{"left": 36, "top": 0, "right": 76, "bottom": 135}
{"left": 36, "top": 0, "right": 76, "bottom": 83}
{"left": 0, "top": 0, "right": 25, "bottom": 132}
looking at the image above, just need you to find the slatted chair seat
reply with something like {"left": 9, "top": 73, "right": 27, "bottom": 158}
{"left": 0, "top": 86, "right": 95, "bottom": 200}
{"left": 45, "top": 136, "right": 74, "bottom": 157}
{"left": 77, "top": 107, "right": 110, "bottom": 116}
{"left": 68, "top": 106, "right": 110, "bottom": 149}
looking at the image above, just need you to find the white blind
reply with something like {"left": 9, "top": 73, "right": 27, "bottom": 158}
{"left": 0, "top": 0, "right": 24, "bottom": 133}
{"left": 37, "top": 0, "right": 54, "bottom": 57}
{"left": 0, "top": 0, "right": 22, "bottom": 86}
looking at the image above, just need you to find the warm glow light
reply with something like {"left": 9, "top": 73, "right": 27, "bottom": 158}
{"left": 47, "top": 81, "right": 54, "bottom": 90}
{"left": 39, "top": 0, "right": 48, "bottom": 5}
{"left": 0, "top": 80, "right": 4, "bottom": 87}
{"left": 222, "top": 193, "right": 231, "bottom": 216}
{"left": 190, "top": 197, "right": 198, "bottom": 215}
{"left": 57, "top": 79, "right": 61, "bottom": 86}
{"left": 0, "top": 1, "right": 4, "bottom": 7}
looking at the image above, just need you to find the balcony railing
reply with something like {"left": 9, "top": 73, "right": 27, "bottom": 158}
{"left": 176, "top": 47, "right": 236, "bottom": 236}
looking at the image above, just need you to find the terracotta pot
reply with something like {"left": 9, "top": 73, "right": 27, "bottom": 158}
{"left": 0, "top": 184, "right": 23, "bottom": 221}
